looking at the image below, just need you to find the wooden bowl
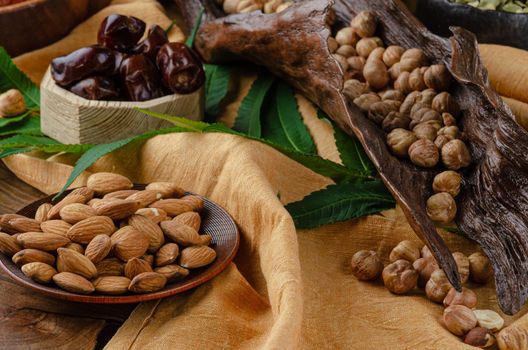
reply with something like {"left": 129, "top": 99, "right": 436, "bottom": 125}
{"left": 416, "top": 0, "right": 528, "bottom": 49}
{"left": 0, "top": 0, "right": 110, "bottom": 57}
{"left": 40, "top": 67, "right": 204, "bottom": 144}
{"left": 0, "top": 185, "right": 239, "bottom": 304}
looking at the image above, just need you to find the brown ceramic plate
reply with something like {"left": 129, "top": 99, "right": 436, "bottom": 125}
{"left": 0, "top": 185, "right": 239, "bottom": 303}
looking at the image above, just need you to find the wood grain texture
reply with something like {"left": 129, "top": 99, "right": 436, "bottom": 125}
{"left": 40, "top": 68, "right": 205, "bottom": 145}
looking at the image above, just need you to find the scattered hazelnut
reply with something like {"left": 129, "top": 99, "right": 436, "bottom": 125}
{"left": 379, "top": 89, "right": 405, "bottom": 102}
{"left": 413, "top": 257, "right": 438, "bottom": 287}
{"left": 468, "top": 252, "right": 492, "bottom": 284}
{"left": 413, "top": 122, "right": 439, "bottom": 141}
{"left": 350, "top": 250, "right": 383, "bottom": 281}
{"left": 394, "top": 71, "right": 412, "bottom": 94}
{"left": 353, "top": 93, "right": 381, "bottom": 112}
{"left": 389, "top": 240, "right": 421, "bottom": 263}
{"left": 382, "top": 259, "right": 418, "bottom": 294}
{"left": 399, "top": 91, "right": 421, "bottom": 117}
{"left": 336, "top": 44, "right": 357, "bottom": 58}
{"left": 453, "top": 252, "right": 470, "bottom": 284}
{"left": 382, "top": 45, "right": 405, "bottom": 67}
{"left": 350, "top": 11, "right": 377, "bottom": 38}
{"left": 368, "top": 101, "right": 399, "bottom": 124}
{"left": 388, "top": 62, "right": 401, "bottom": 81}
{"left": 343, "top": 79, "right": 369, "bottom": 100}
{"left": 497, "top": 323, "right": 528, "bottom": 350}
{"left": 382, "top": 111, "right": 410, "bottom": 132}
{"left": 327, "top": 37, "right": 339, "bottom": 53}
{"left": 0, "top": 89, "right": 27, "bottom": 117}
{"left": 442, "top": 112, "right": 457, "bottom": 126}
{"left": 363, "top": 58, "right": 389, "bottom": 90}
{"left": 432, "top": 92, "right": 460, "bottom": 116}
{"left": 441, "top": 139, "right": 471, "bottom": 170}
{"left": 399, "top": 48, "right": 428, "bottom": 72}
{"left": 347, "top": 56, "right": 366, "bottom": 72}
{"left": 426, "top": 192, "right": 457, "bottom": 224}
{"left": 386, "top": 128, "right": 417, "bottom": 158}
{"left": 410, "top": 109, "right": 441, "bottom": 129}
{"left": 263, "top": 0, "right": 282, "bottom": 14}
{"left": 444, "top": 287, "right": 478, "bottom": 308}
{"left": 236, "top": 0, "right": 261, "bottom": 13}
{"left": 434, "top": 135, "right": 452, "bottom": 149}
{"left": 275, "top": 1, "right": 291, "bottom": 12}
{"left": 333, "top": 54, "right": 349, "bottom": 72}
{"left": 421, "top": 245, "right": 434, "bottom": 261}
{"left": 425, "top": 269, "right": 452, "bottom": 303}
{"left": 424, "top": 64, "right": 451, "bottom": 91}
{"left": 335, "top": 27, "right": 358, "bottom": 46}
{"left": 223, "top": 0, "right": 239, "bottom": 14}
{"left": 473, "top": 309, "right": 504, "bottom": 332}
{"left": 409, "top": 67, "right": 427, "bottom": 91}
{"left": 443, "top": 305, "right": 478, "bottom": 336}
{"left": 419, "top": 88, "right": 437, "bottom": 105}
{"left": 438, "top": 125, "right": 460, "bottom": 140}
{"left": 464, "top": 327, "right": 495, "bottom": 348}
{"left": 433, "top": 171, "right": 462, "bottom": 197}
{"left": 408, "top": 139, "right": 439, "bottom": 168}
{"left": 356, "top": 37, "right": 381, "bottom": 58}
{"left": 367, "top": 47, "right": 385, "bottom": 63}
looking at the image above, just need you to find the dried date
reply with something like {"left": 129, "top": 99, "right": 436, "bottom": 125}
{"left": 98, "top": 14, "right": 146, "bottom": 52}
{"left": 120, "top": 54, "right": 164, "bottom": 101}
{"left": 156, "top": 43, "right": 205, "bottom": 94}
{"left": 51, "top": 46, "right": 115, "bottom": 86}
{"left": 133, "top": 25, "right": 168, "bottom": 60}
{"left": 69, "top": 76, "right": 120, "bottom": 100}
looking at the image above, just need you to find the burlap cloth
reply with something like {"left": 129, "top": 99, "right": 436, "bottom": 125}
{"left": 6, "top": 1, "right": 528, "bottom": 349}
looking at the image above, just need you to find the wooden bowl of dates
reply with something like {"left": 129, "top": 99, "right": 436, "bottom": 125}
{"left": 0, "top": 185, "right": 240, "bottom": 304}
{"left": 0, "top": 0, "right": 111, "bottom": 57}
{"left": 416, "top": 0, "right": 528, "bottom": 49}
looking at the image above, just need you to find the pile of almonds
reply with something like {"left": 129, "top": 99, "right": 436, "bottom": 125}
{"left": 0, "top": 172, "right": 216, "bottom": 295}
{"left": 331, "top": 11, "right": 469, "bottom": 226}
{"left": 351, "top": 242, "right": 502, "bottom": 348}
{"left": 218, "top": 0, "right": 292, "bottom": 14}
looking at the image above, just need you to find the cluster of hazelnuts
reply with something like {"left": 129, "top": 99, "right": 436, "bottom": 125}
{"left": 329, "top": 11, "right": 470, "bottom": 226}
{"left": 351, "top": 242, "right": 503, "bottom": 348}
{"left": 218, "top": 0, "right": 292, "bottom": 14}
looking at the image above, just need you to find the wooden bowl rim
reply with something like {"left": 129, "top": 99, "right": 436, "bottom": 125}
{"left": 0, "top": 186, "right": 240, "bottom": 304}
{"left": 41, "top": 66, "right": 202, "bottom": 109}
{"left": 433, "top": 0, "right": 528, "bottom": 17}
{"left": 0, "top": 0, "right": 47, "bottom": 13}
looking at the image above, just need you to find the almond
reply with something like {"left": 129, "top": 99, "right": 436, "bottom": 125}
{"left": 149, "top": 199, "right": 193, "bottom": 216}
{"left": 87, "top": 172, "right": 133, "bottom": 195}
{"left": 128, "top": 272, "right": 167, "bottom": 293}
{"left": 93, "top": 276, "right": 131, "bottom": 295}
{"left": 53, "top": 272, "right": 94, "bottom": 294}
{"left": 87, "top": 198, "right": 105, "bottom": 209}
{"left": 180, "top": 246, "right": 216, "bottom": 269}
{"left": 0, "top": 214, "right": 25, "bottom": 234}
{"left": 47, "top": 187, "right": 93, "bottom": 220}
{"left": 154, "top": 264, "right": 189, "bottom": 282}
{"left": 0, "top": 232, "right": 21, "bottom": 256}
{"left": 135, "top": 208, "right": 168, "bottom": 224}
{"left": 172, "top": 212, "right": 201, "bottom": 231}
{"left": 17, "top": 232, "right": 70, "bottom": 251}
{"left": 68, "top": 216, "right": 115, "bottom": 244}
{"left": 64, "top": 242, "right": 84, "bottom": 254}
{"left": 142, "top": 254, "right": 154, "bottom": 266}
{"left": 155, "top": 243, "right": 179, "bottom": 267}
{"left": 59, "top": 203, "right": 96, "bottom": 224}
{"left": 111, "top": 226, "right": 149, "bottom": 262}
{"left": 35, "top": 203, "right": 53, "bottom": 222}
{"left": 12, "top": 249, "right": 55, "bottom": 266}
{"left": 128, "top": 214, "right": 164, "bottom": 253}
{"left": 198, "top": 234, "right": 213, "bottom": 246}
{"left": 180, "top": 195, "right": 204, "bottom": 211}
{"left": 9, "top": 217, "right": 42, "bottom": 233}
{"left": 103, "top": 189, "right": 139, "bottom": 200}
{"left": 126, "top": 190, "right": 162, "bottom": 207}
{"left": 124, "top": 257, "right": 153, "bottom": 279}
{"left": 145, "top": 182, "right": 185, "bottom": 198}
{"left": 96, "top": 199, "right": 141, "bottom": 220}
{"left": 160, "top": 221, "right": 202, "bottom": 246}
{"left": 57, "top": 247, "right": 98, "bottom": 279}
{"left": 21, "top": 262, "right": 57, "bottom": 283}
{"left": 85, "top": 234, "right": 112, "bottom": 263}
{"left": 96, "top": 258, "right": 124, "bottom": 277}
{"left": 68, "top": 187, "right": 95, "bottom": 201}
{"left": 41, "top": 220, "right": 72, "bottom": 237}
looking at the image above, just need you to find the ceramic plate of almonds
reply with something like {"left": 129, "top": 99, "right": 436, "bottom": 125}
{"left": 0, "top": 172, "right": 239, "bottom": 303}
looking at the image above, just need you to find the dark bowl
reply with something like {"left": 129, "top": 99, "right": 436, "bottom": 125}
{"left": 0, "top": 185, "right": 240, "bottom": 303}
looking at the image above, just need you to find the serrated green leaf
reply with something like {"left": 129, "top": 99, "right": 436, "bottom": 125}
{"left": 275, "top": 81, "right": 316, "bottom": 154}
{"left": 185, "top": 8, "right": 204, "bottom": 47}
{"left": 204, "top": 64, "right": 232, "bottom": 119}
{"left": 285, "top": 181, "right": 395, "bottom": 229}
{"left": 261, "top": 95, "right": 293, "bottom": 147}
{"left": 0, "top": 147, "right": 30, "bottom": 159}
{"left": 36, "top": 143, "right": 93, "bottom": 154}
{"left": 0, "top": 47, "right": 40, "bottom": 108}
{"left": 0, "top": 116, "right": 42, "bottom": 136}
{"left": 135, "top": 108, "right": 209, "bottom": 131}
{"left": 0, "top": 134, "right": 58, "bottom": 148}
{"left": 233, "top": 73, "right": 274, "bottom": 137}
{"left": 0, "top": 110, "right": 30, "bottom": 128}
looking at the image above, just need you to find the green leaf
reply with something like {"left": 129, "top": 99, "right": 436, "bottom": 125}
{"left": 135, "top": 108, "right": 209, "bottom": 131}
{"left": 261, "top": 95, "right": 293, "bottom": 147}
{"left": 204, "top": 64, "right": 232, "bottom": 119}
{"left": 0, "top": 134, "right": 58, "bottom": 148}
{"left": 275, "top": 81, "right": 316, "bottom": 154}
{"left": 0, "top": 147, "right": 30, "bottom": 159}
{"left": 0, "top": 116, "right": 42, "bottom": 136}
{"left": 285, "top": 181, "right": 395, "bottom": 229}
{"left": 0, "top": 47, "right": 40, "bottom": 108}
{"left": 36, "top": 143, "right": 93, "bottom": 154}
{"left": 165, "top": 20, "right": 177, "bottom": 34}
{"left": 0, "top": 110, "right": 31, "bottom": 128}
{"left": 185, "top": 8, "right": 204, "bottom": 47}
{"left": 233, "top": 73, "right": 274, "bottom": 137}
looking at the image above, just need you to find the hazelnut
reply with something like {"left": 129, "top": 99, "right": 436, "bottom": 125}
{"left": 434, "top": 135, "right": 452, "bottom": 149}
{"left": 327, "top": 37, "right": 339, "bottom": 53}
{"left": 368, "top": 101, "right": 399, "bottom": 124}
{"left": 275, "top": 2, "right": 291, "bottom": 12}
{"left": 350, "top": 11, "right": 377, "bottom": 38}
{"left": 497, "top": 323, "right": 527, "bottom": 350}
{"left": 426, "top": 269, "right": 452, "bottom": 303}
{"left": 263, "top": 0, "right": 282, "bottom": 14}
{"left": 433, "top": 171, "right": 461, "bottom": 197}
{"left": 335, "top": 27, "right": 358, "bottom": 46}
{"left": 343, "top": 79, "right": 369, "bottom": 100}
{"left": 0, "top": 89, "right": 26, "bottom": 117}
{"left": 473, "top": 309, "right": 504, "bottom": 332}
{"left": 453, "top": 252, "right": 470, "bottom": 284}
{"left": 389, "top": 240, "right": 421, "bottom": 263}
{"left": 347, "top": 56, "right": 366, "bottom": 72}
{"left": 419, "top": 89, "right": 437, "bottom": 105}
{"left": 350, "top": 250, "right": 383, "bottom": 281}
{"left": 442, "top": 112, "right": 457, "bottom": 126}
{"left": 382, "top": 45, "right": 405, "bottom": 67}
{"left": 399, "top": 91, "right": 421, "bottom": 117}
{"left": 382, "top": 259, "right": 418, "bottom": 294}
{"left": 424, "top": 64, "right": 452, "bottom": 91}
{"left": 363, "top": 59, "right": 389, "bottom": 90}
{"left": 399, "top": 48, "right": 428, "bottom": 72}
{"left": 443, "top": 305, "right": 478, "bottom": 336}
{"left": 413, "top": 122, "right": 439, "bottom": 141}
{"left": 464, "top": 327, "right": 495, "bottom": 348}
{"left": 438, "top": 125, "right": 460, "bottom": 140}
{"left": 413, "top": 257, "right": 438, "bottom": 287}
{"left": 387, "top": 128, "right": 417, "bottom": 157}
{"left": 444, "top": 287, "right": 477, "bottom": 308}
{"left": 410, "top": 109, "right": 441, "bottom": 129}
{"left": 353, "top": 93, "right": 380, "bottom": 112}
{"left": 336, "top": 44, "right": 357, "bottom": 58}
{"left": 408, "top": 139, "right": 439, "bottom": 168}
{"left": 394, "top": 71, "right": 412, "bottom": 94}
{"left": 367, "top": 47, "right": 385, "bottom": 63}
{"left": 382, "top": 111, "right": 410, "bottom": 132}
{"left": 426, "top": 192, "right": 457, "bottom": 224}
{"left": 388, "top": 62, "right": 401, "bottom": 81}
{"left": 223, "top": 0, "right": 239, "bottom": 14}
{"left": 332, "top": 54, "right": 349, "bottom": 72}
{"left": 441, "top": 139, "right": 471, "bottom": 170}
{"left": 421, "top": 245, "right": 434, "bottom": 261}
{"left": 409, "top": 67, "right": 427, "bottom": 91}
{"left": 236, "top": 0, "right": 261, "bottom": 13}
{"left": 432, "top": 92, "right": 460, "bottom": 116}
{"left": 379, "top": 89, "right": 405, "bottom": 102}
{"left": 468, "top": 252, "right": 492, "bottom": 284}
{"left": 356, "top": 37, "right": 381, "bottom": 58}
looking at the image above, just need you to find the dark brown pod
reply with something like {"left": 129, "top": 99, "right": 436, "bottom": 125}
{"left": 69, "top": 76, "right": 120, "bottom": 101}
{"left": 156, "top": 43, "right": 205, "bottom": 94}
{"left": 51, "top": 46, "right": 114, "bottom": 86}
{"left": 133, "top": 24, "right": 168, "bottom": 60}
{"left": 97, "top": 14, "right": 146, "bottom": 52}
{"left": 120, "top": 54, "right": 164, "bottom": 101}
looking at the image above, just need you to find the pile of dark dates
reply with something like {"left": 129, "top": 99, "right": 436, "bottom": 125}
{"left": 51, "top": 14, "right": 205, "bottom": 101}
